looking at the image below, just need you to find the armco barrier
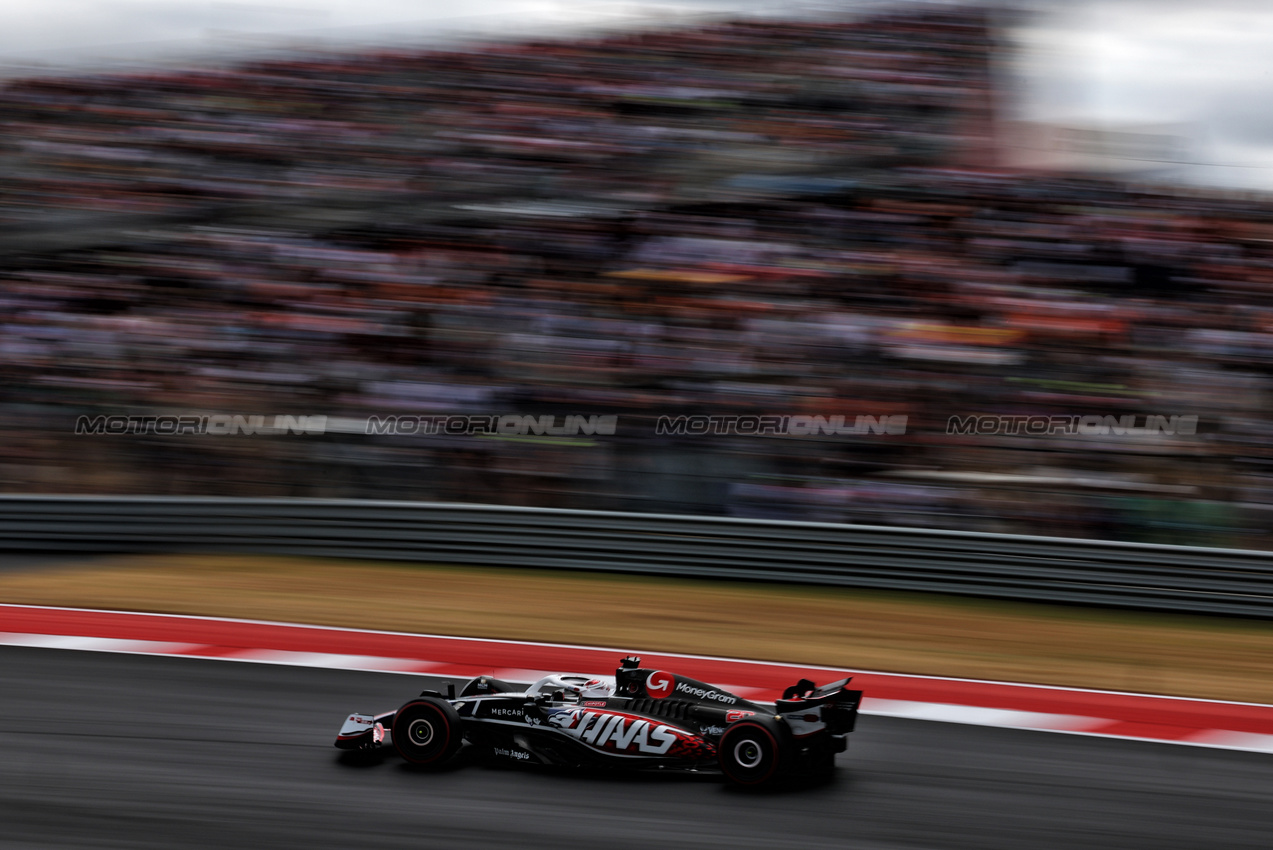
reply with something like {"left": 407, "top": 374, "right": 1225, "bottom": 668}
{"left": 1, "top": 495, "right": 1272, "bottom": 618}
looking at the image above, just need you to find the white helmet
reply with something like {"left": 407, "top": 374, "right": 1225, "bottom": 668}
{"left": 527, "top": 673, "right": 615, "bottom": 700}
{"left": 580, "top": 677, "right": 615, "bottom": 699}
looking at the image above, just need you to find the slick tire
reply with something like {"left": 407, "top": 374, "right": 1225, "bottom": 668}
{"left": 392, "top": 698, "right": 462, "bottom": 767}
{"left": 718, "top": 717, "right": 788, "bottom": 787}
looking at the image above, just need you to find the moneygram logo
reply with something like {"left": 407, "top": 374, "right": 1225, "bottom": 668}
{"left": 646, "top": 671, "right": 675, "bottom": 699}
{"left": 674, "top": 682, "right": 738, "bottom": 705}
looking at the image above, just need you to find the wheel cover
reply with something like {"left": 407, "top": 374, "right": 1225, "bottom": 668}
{"left": 733, "top": 738, "right": 763, "bottom": 769}
{"left": 408, "top": 717, "right": 435, "bottom": 747}
{"left": 719, "top": 722, "right": 780, "bottom": 785}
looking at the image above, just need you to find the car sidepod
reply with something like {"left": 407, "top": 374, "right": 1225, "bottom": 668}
{"left": 541, "top": 705, "right": 715, "bottom": 763}
{"left": 459, "top": 694, "right": 716, "bottom": 770}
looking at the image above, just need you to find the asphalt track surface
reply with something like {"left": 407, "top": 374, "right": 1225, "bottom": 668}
{"left": 4, "top": 646, "right": 1273, "bottom": 850}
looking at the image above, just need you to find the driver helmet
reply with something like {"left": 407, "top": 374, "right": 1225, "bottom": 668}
{"left": 580, "top": 678, "right": 615, "bottom": 700}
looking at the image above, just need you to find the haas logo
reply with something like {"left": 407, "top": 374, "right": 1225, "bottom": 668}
{"left": 646, "top": 671, "right": 674, "bottom": 699}
{"left": 547, "top": 709, "right": 680, "bottom": 755}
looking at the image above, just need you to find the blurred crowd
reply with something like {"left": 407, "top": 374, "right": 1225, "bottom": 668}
{"left": 3, "top": 7, "right": 1273, "bottom": 549}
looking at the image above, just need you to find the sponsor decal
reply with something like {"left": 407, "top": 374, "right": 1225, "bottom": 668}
{"left": 646, "top": 671, "right": 674, "bottom": 700}
{"left": 348, "top": 715, "right": 372, "bottom": 725}
{"left": 674, "top": 682, "right": 737, "bottom": 705}
{"left": 583, "top": 700, "right": 608, "bottom": 707}
{"left": 725, "top": 710, "right": 756, "bottom": 723}
{"left": 494, "top": 747, "right": 532, "bottom": 762}
{"left": 546, "top": 709, "right": 685, "bottom": 756}
{"left": 486, "top": 706, "right": 525, "bottom": 719}
{"left": 700, "top": 725, "right": 725, "bottom": 736}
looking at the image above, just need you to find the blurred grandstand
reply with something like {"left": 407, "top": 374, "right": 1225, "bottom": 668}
{"left": 2, "top": 5, "right": 1272, "bottom": 548}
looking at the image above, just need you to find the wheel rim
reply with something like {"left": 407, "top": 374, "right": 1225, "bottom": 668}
{"left": 734, "top": 738, "right": 763, "bottom": 769}
{"left": 408, "top": 717, "right": 435, "bottom": 747}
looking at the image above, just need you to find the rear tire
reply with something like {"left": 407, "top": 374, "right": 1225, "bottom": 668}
{"left": 392, "top": 698, "right": 462, "bottom": 766}
{"left": 718, "top": 718, "right": 787, "bottom": 787}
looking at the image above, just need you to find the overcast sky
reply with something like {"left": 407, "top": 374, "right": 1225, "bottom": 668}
{"left": 1012, "top": 0, "right": 1273, "bottom": 189}
{"left": 2, "top": 0, "right": 1271, "bottom": 190}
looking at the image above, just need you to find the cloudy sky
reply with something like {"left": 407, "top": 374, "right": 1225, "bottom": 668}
{"left": 2, "top": 0, "right": 1271, "bottom": 190}
{"left": 0, "top": 0, "right": 587, "bottom": 59}
{"left": 1012, "top": 0, "right": 1273, "bottom": 189}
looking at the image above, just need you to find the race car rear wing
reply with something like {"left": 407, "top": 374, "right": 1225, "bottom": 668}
{"left": 781, "top": 677, "right": 847, "bottom": 700}
{"left": 775, "top": 677, "right": 862, "bottom": 735}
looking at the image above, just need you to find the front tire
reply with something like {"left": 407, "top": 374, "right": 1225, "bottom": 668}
{"left": 392, "top": 698, "right": 462, "bottom": 766}
{"left": 718, "top": 718, "right": 787, "bottom": 787}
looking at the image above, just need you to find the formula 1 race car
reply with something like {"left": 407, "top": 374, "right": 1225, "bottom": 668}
{"left": 334, "top": 656, "right": 862, "bottom": 787}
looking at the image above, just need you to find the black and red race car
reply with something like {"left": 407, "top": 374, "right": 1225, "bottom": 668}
{"left": 335, "top": 656, "right": 862, "bottom": 787}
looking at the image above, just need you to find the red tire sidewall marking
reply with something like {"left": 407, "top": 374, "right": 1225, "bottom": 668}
{"left": 394, "top": 701, "right": 452, "bottom": 764}
{"left": 721, "top": 722, "right": 779, "bottom": 786}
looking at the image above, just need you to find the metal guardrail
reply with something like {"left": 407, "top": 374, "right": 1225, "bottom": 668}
{"left": 2, "top": 495, "right": 1272, "bottom": 618}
